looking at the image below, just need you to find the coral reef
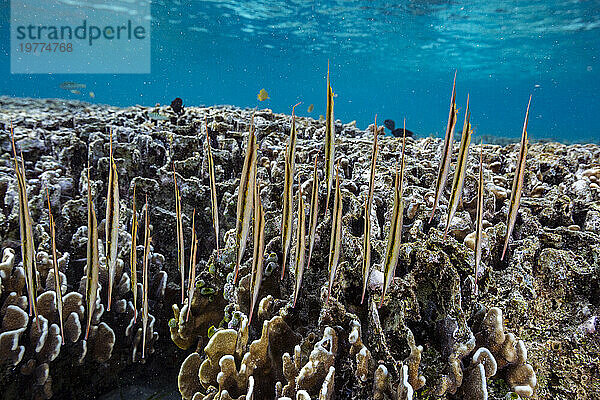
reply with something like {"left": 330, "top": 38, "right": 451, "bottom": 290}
{"left": 0, "top": 96, "right": 599, "bottom": 399}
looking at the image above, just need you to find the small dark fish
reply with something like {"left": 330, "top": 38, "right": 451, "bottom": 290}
{"left": 384, "top": 119, "right": 395, "bottom": 131}
{"left": 384, "top": 119, "right": 414, "bottom": 137}
{"left": 171, "top": 97, "right": 184, "bottom": 115}
{"left": 392, "top": 128, "right": 414, "bottom": 138}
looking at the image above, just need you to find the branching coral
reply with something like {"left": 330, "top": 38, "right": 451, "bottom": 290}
{"left": 475, "top": 307, "right": 537, "bottom": 397}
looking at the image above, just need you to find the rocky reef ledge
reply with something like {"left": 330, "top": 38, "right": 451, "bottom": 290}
{"left": 0, "top": 96, "right": 598, "bottom": 399}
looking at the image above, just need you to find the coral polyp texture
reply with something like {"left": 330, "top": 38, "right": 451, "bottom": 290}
{"left": 0, "top": 96, "right": 599, "bottom": 399}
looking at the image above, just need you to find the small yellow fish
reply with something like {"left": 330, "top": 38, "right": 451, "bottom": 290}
{"left": 257, "top": 88, "right": 270, "bottom": 101}
{"left": 89, "top": 91, "right": 95, "bottom": 99}
{"left": 307, "top": 104, "right": 314, "bottom": 113}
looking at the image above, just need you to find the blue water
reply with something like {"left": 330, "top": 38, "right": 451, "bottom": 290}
{"left": 1, "top": 0, "right": 599, "bottom": 143}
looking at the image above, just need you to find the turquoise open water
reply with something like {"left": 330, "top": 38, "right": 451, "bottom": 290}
{"left": 1, "top": 0, "right": 599, "bottom": 142}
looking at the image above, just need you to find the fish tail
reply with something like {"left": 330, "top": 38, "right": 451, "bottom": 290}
{"left": 234, "top": 259, "right": 240, "bottom": 284}
{"left": 501, "top": 239, "right": 509, "bottom": 261}
{"left": 361, "top": 284, "right": 366, "bottom": 304}
{"left": 248, "top": 305, "right": 254, "bottom": 325}
{"left": 107, "top": 282, "right": 112, "bottom": 311}
{"left": 428, "top": 206, "right": 436, "bottom": 224}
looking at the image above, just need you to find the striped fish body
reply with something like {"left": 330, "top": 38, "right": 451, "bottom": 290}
{"left": 444, "top": 96, "right": 472, "bottom": 238}
{"left": 106, "top": 134, "right": 120, "bottom": 311}
{"left": 17, "top": 161, "right": 37, "bottom": 319}
{"left": 361, "top": 119, "right": 378, "bottom": 304}
{"left": 293, "top": 184, "right": 306, "bottom": 307}
{"left": 380, "top": 168, "right": 404, "bottom": 307}
{"left": 430, "top": 73, "right": 458, "bottom": 223}
{"left": 186, "top": 211, "right": 197, "bottom": 322}
{"left": 205, "top": 117, "right": 220, "bottom": 257}
{"left": 234, "top": 119, "right": 257, "bottom": 283}
{"left": 324, "top": 63, "right": 335, "bottom": 213}
{"left": 11, "top": 130, "right": 38, "bottom": 321}
{"left": 281, "top": 146, "right": 293, "bottom": 280}
{"left": 174, "top": 169, "right": 185, "bottom": 303}
{"left": 502, "top": 97, "right": 531, "bottom": 260}
{"left": 47, "top": 191, "right": 64, "bottom": 343}
{"left": 249, "top": 181, "right": 265, "bottom": 324}
{"left": 474, "top": 146, "right": 484, "bottom": 294}
{"left": 306, "top": 158, "right": 319, "bottom": 270}
{"left": 85, "top": 168, "right": 100, "bottom": 340}
{"left": 142, "top": 199, "right": 150, "bottom": 359}
{"left": 130, "top": 185, "right": 138, "bottom": 322}
{"left": 326, "top": 165, "right": 342, "bottom": 305}
{"left": 281, "top": 103, "right": 301, "bottom": 280}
